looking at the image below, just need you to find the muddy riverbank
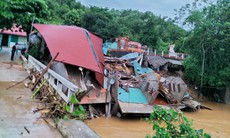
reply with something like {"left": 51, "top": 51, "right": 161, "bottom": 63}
{"left": 0, "top": 82, "right": 63, "bottom": 138}
{"left": 0, "top": 47, "right": 63, "bottom": 138}
{"left": 86, "top": 102, "right": 230, "bottom": 138}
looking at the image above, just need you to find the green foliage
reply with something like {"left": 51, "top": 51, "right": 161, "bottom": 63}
{"left": 63, "top": 115, "right": 69, "bottom": 120}
{"left": 27, "top": 45, "right": 41, "bottom": 59}
{"left": 70, "top": 94, "right": 79, "bottom": 104}
{"left": 63, "top": 95, "right": 86, "bottom": 120}
{"left": 177, "top": 0, "right": 230, "bottom": 89}
{"left": 65, "top": 105, "right": 71, "bottom": 113}
{"left": 63, "top": 9, "right": 84, "bottom": 26}
{"left": 0, "top": 0, "right": 50, "bottom": 34}
{"left": 174, "top": 37, "right": 189, "bottom": 53}
{"left": 183, "top": 56, "right": 201, "bottom": 85}
{"left": 80, "top": 7, "right": 186, "bottom": 48}
{"left": 146, "top": 106, "right": 211, "bottom": 138}
{"left": 0, "top": 0, "right": 186, "bottom": 51}
{"left": 81, "top": 6, "right": 121, "bottom": 40}
{"left": 45, "top": 0, "right": 85, "bottom": 24}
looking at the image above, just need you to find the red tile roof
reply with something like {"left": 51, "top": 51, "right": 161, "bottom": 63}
{"left": 0, "top": 26, "right": 27, "bottom": 36}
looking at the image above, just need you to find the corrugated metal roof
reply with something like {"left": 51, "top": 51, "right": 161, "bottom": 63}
{"left": 136, "top": 71, "right": 159, "bottom": 92}
{"left": 33, "top": 24, "right": 104, "bottom": 85}
{"left": 145, "top": 55, "right": 168, "bottom": 69}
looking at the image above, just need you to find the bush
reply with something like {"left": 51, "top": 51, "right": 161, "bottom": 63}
{"left": 145, "top": 106, "right": 211, "bottom": 138}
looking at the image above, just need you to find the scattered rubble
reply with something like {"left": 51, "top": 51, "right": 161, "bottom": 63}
{"left": 26, "top": 25, "right": 210, "bottom": 120}
{"left": 101, "top": 37, "right": 209, "bottom": 115}
{"left": 103, "top": 52, "right": 206, "bottom": 115}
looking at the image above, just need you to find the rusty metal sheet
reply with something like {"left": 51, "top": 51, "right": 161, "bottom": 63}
{"left": 80, "top": 89, "right": 111, "bottom": 104}
{"left": 145, "top": 55, "right": 168, "bottom": 69}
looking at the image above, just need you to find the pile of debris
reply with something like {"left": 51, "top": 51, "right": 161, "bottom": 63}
{"left": 23, "top": 65, "right": 88, "bottom": 121}
{"left": 24, "top": 52, "right": 209, "bottom": 120}
{"left": 102, "top": 38, "right": 210, "bottom": 116}
{"left": 29, "top": 71, "right": 67, "bottom": 119}
{"left": 26, "top": 24, "right": 109, "bottom": 119}
{"left": 26, "top": 24, "right": 210, "bottom": 119}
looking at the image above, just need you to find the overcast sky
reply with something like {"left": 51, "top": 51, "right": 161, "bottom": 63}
{"left": 77, "top": 0, "right": 195, "bottom": 18}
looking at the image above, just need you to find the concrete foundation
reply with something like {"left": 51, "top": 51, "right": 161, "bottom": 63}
{"left": 57, "top": 120, "right": 100, "bottom": 138}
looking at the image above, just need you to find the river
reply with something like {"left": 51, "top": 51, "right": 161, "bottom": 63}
{"left": 85, "top": 102, "right": 230, "bottom": 138}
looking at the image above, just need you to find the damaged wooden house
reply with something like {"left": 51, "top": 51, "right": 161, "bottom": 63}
{"left": 102, "top": 38, "right": 208, "bottom": 116}
{"left": 27, "top": 27, "right": 209, "bottom": 118}
{"left": 28, "top": 24, "right": 110, "bottom": 115}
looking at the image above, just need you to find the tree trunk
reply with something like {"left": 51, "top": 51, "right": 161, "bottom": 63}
{"left": 200, "top": 44, "right": 205, "bottom": 95}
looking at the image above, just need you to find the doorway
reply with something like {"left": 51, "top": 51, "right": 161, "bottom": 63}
{"left": 1, "top": 34, "right": 9, "bottom": 47}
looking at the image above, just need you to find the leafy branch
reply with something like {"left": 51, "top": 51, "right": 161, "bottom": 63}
{"left": 63, "top": 95, "right": 86, "bottom": 120}
{"left": 145, "top": 106, "right": 211, "bottom": 138}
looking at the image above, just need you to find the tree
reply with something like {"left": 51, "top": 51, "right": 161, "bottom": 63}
{"left": 82, "top": 6, "right": 121, "bottom": 40}
{"left": 0, "top": 0, "right": 50, "bottom": 36}
{"left": 178, "top": 0, "right": 230, "bottom": 94}
{"left": 45, "top": 0, "right": 86, "bottom": 25}
{"left": 63, "top": 9, "right": 84, "bottom": 26}
{"left": 139, "top": 17, "right": 161, "bottom": 49}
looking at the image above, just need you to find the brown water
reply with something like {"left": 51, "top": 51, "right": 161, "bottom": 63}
{"left": 86, "top": 102, "right": 230, "bottom": 138}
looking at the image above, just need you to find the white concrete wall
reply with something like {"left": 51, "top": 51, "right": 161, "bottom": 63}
{"left": 18, "top": 36, "right": 27, "bottom": 44}
{"left": 9, "top": 36, "right": 27, "bottom": 47}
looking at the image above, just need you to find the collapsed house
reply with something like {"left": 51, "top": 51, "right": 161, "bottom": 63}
{"left": 29, "top": 24, "right": 110, "bottom": 110}
{"left": 102, "top": 38, "right": 208, "bottom": 116}
{"left": 103, "top": 54, "right": 203, "bottom": 116}
{"left": 28, "top": 25, "right": 208, "bottom": 118}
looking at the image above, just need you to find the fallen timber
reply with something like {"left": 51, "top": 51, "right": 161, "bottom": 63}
{"left": 26, "top": 25, "right": 109, "bottom": 119}
{"left": 26, "top": 27, "right": 210, "bottom": 119}
{"left": 28, "top": 55, "right": 80, "bottom": 104}
{"left": 25, "top": 55, "right": 110, "bottom": 119}
{"left": 26, "top": 55, "right": 83, "bottom": 119}
{"left": 25, "top": 49, "right": 210, "bottom": 118}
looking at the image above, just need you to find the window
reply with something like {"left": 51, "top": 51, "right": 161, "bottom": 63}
{"left": 178, "top": 84, "right": 181, "bottom": 93}
{"left": 11, "top": 35, "right": 18, "bottom": 42}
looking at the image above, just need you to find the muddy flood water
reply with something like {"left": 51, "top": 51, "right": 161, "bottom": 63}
{"left": 86, "top": 102, "right": 230, "bottom": 138}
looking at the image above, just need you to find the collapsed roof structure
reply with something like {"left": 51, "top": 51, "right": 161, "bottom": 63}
{"left": 102, "top": 37, "right": 208, "bottom": 116}
{"left": 33, "top": 24, "right": 104, "bottom": 85}
{"left": 30, "top": 24, "right": 109, "bottom": 106}
{"left": 28, "top": 26, "right": 209, "bottom": 118}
